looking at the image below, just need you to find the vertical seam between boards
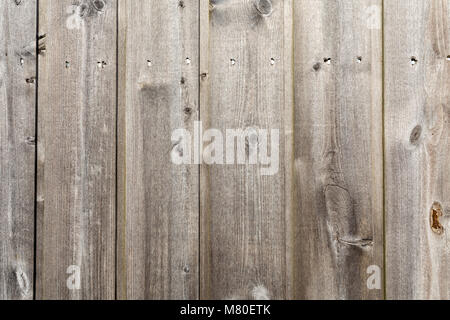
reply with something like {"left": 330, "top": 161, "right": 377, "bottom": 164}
{"left": 290, "top": 0, "right": 295, "bottom": 299}
{"left": 114, "top": 0, "right": 119, "bottom": 301}
{"left": 33, "top": 0, "right": 39, "bottom": 301}
{"left": 198, "top": 0, "right": 202, "bottom": 301}
{"left": 381, "top": 0, "right": 387, "bottom": 301}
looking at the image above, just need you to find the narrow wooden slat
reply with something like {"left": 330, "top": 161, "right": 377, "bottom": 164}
{"left": 0, "top": 0, "right": 36, "bottom": 300}
{"left": 36, "top": 0, "right": 117, "bottom": 299}
{"left": 385, "top": 0, "right": 450, "bottom": 299}
{"left": 292, "top": 0, "right": 384, "bottom": 299}
{"left": 200, "top": 0, "right": 291, "bottom": 299}
{"left": 117, "top": 0, "right": 199, "bottom": 299}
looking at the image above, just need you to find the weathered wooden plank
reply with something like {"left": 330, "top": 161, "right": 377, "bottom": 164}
{"left": 36, "top": 0, "right": 117, "bottom": 299}
{"left": 385, "top": 0, "right": 450, "bottom": 300}
{"left": 292, "top": 0, "right": 384, "bottom": 299}
{"left": 200, "top": 0, "right": 290, "bottom": 299}
{"left": 117, "top": 0, "right": 199, "bottom": 299}
{"left": 0, "top": 0, "right": 36, "bottom": 300}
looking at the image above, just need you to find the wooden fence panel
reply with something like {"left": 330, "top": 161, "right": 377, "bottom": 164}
{"left": 292, "top": 0, "right": 384, "bottom": 299}
{"left": 0, "top": 0, "right": 36, "bottom": 300}
{"left": 385, "top": 0, "right": 450, "bottom": 300}
{"left": 200, "top": 0, "right": 292, "bottom": 300}
{"left": 117, "top": 0, "right": 200, "bottom": 299}
{"left": 1, "top": 0, "right": 449, "bottom": 301}
{"left": 36, "top": 0, "right": 117, "bottom": 300}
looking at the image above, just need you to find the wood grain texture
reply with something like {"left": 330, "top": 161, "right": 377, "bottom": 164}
{"left": 200, "top": 0, "right": 290, "bottom": 300}
{"left": 292, "top": 0, "right": 384, "bottom": 299}
{"left": 385, "top": 0, "right": 450, "bottom": 300}
{"left": 117, "top": 0, "right": 199, "bottom": 299}
{"left": 2, "top": 0, "right": 449, "bottom": 301}
{"left": 36, "top": 0, "right": 116, "bottom": 300}
{"left": 0, "top": 0, "right": 36, "bottom": 300}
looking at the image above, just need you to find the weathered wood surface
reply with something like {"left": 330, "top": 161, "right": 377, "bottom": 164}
{"left": 117, "top": 0, "right": 199, "bottom": 299}
{"left": 385, "top": 0, "right": 450, "bottom": 300}
{"left": 36, "top": 0, "right": 117, "bottom": 299}
{"left": 0, "top": 0, "right": 36, "bottom": 300}
{"left": 2, "top": 0, "right": 450, "bottom": 301}
{"left": 292, "top": 0, "right": 384, "bottom": 299}
{"left": 200, "top": 0, "right": 291, "bottom": 300}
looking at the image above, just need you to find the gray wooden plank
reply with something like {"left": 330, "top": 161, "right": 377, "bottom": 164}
{"left": 36, "top": 0, "right": 117, "bottom": 300}
{"left": 117, "top": 0, "right": 199, "bottom": 299}
{"left": 0, "top": 0, "right": 36, "bottom": 300}
{"left": 385, "top": 0, "right": 450, "bottom": 300}
{"left": 200, "top": 0, "right": 290, "bottom": 300}
{"left": 292, "top": 0, "right": 384, "bottom": 299}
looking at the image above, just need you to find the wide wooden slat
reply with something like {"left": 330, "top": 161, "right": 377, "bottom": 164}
{"left": 2, "top": 0, "right": 447, "bottom": 301}
{"left": 292, "top": 0, "right": 384, "bottom": 299}
{"left": 117, "top": 0, "right": 199, "bottom": 299}
{"left": 385, "top": 0, "right": 450, "bottom": 300}
{"left": 0, "top": 0, "right": 36, "bottom": 300}
{"left": 200, "top": 0, "right": 291, "bottom": 300}
{"left": 36, "top": 0, "right": 117, "bottom": 300}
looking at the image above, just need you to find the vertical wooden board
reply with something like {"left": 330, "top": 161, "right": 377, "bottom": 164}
{"left": 292, "top": 0, "right": 384, "bottom": 299}
{"left": 37, "top": 0, "right": 116, "bottom": 299}
{"left": 0, "top": 0, "right": 36, "bottom": 300}
{"left": 385, "top": 0, "right": 450, "bottom": 300}
{"left": 117, "top": 0, "right": 199, "bottom": 299}
{"left": 200, "top": 0, "right": 290, "bottom": 299}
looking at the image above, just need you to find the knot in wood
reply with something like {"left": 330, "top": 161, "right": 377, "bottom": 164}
{"left": 255, "top": 0, "right": 273, "bottom": 17}
{"left": 92, "top": 0, "right": 106, "bottom": 12}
